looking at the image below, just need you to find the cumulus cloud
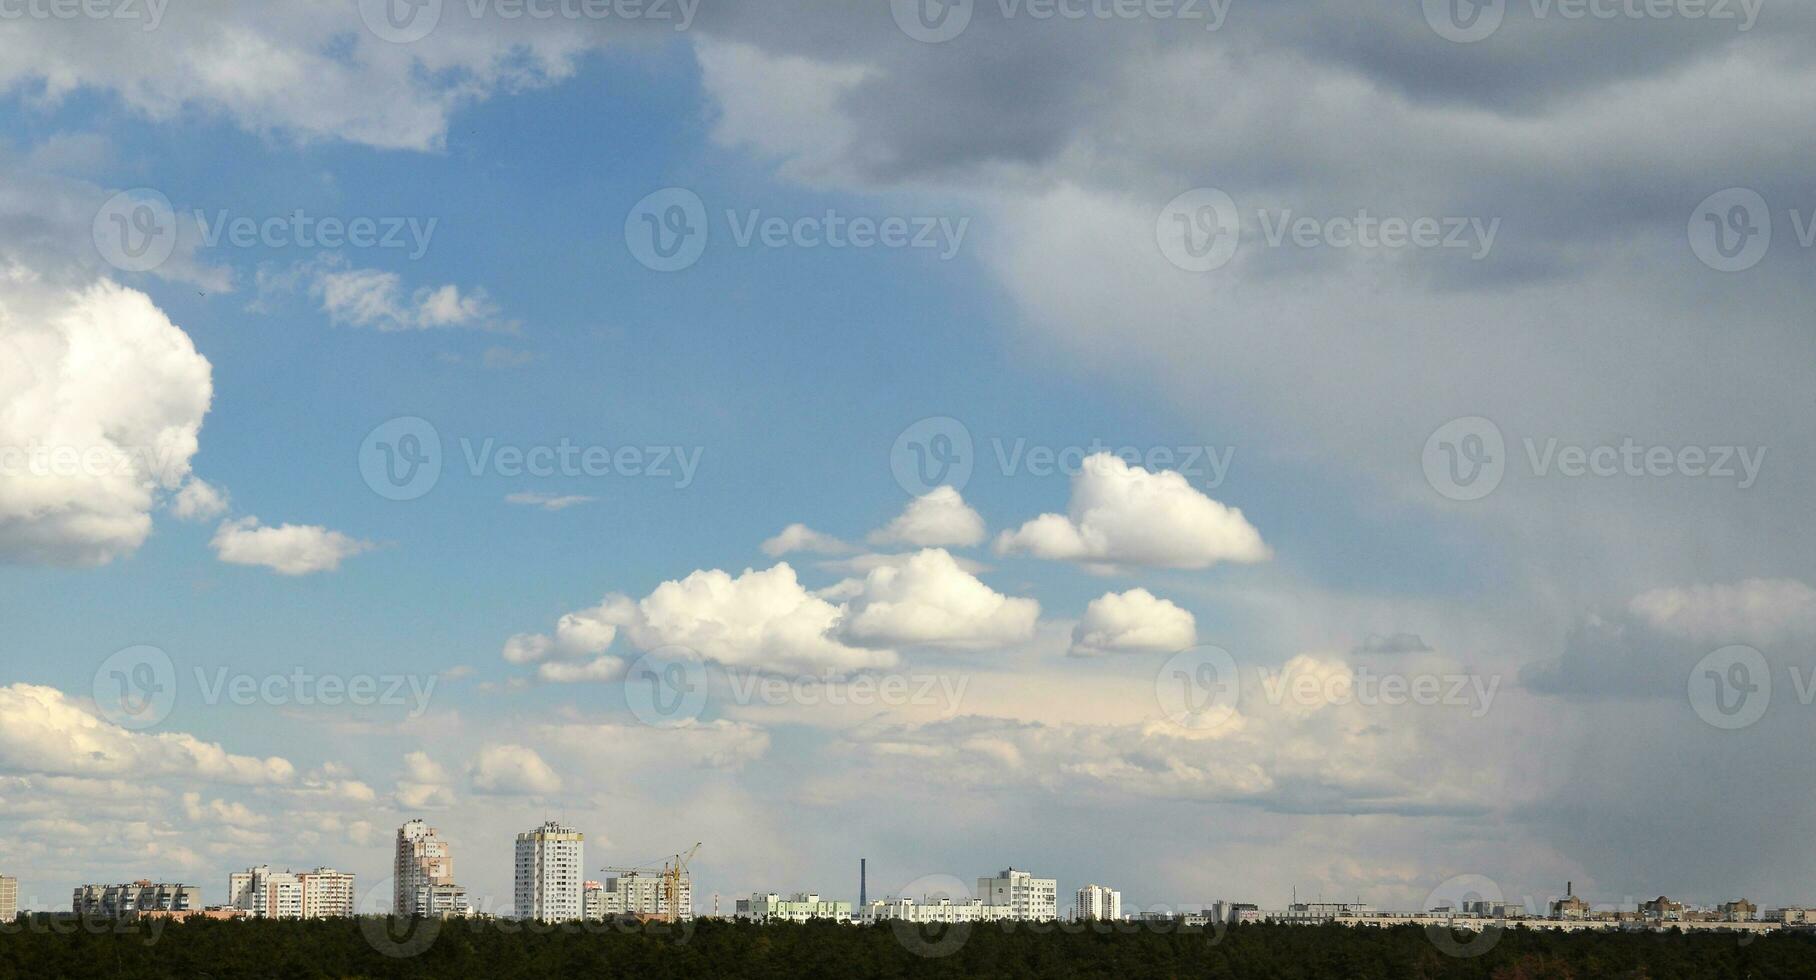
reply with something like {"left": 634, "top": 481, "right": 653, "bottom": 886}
{"left": 868, "top": 486, "right": 986, "bottom": 549}
{"left": 1627, "top": 579, "right": 1816, "bottom": 646}
{"left": 169, "top": 477, "right": 229, "bottom": 521}
{"left": 0, "top": 684, "right": 294, "bottom": 785}
{"left": 507, "top": 563, "right": 897, "bottom": 680}
{"left": 210, "top": 516, "right": 374, "bottom": 575}
{"left": 394, "top": 751, "right": 455, "bottom": 810}
{"left": 0, "top": 280, "right": 213, "bottom": 565}
{"left": 840, "top": 548, "right": 1039, "bottom": 649}
{"left": 470, "top": 744, "right": 563, "bottom": 796}
{"left": 761, "top": 523, "right": 853, "bottom": 557}
{"left": 1070, "top": 588, "right": 1197, "bottom": 656}
{"left": 547, "top": 719, "right": 771, "bottom": 771}
{"left": 996, "top": 453, "right": 1268, "bottom": 570}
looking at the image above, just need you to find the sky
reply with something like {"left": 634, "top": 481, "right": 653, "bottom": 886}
{"left": 2, "top": 0, "right": 1815, "bottom": 921}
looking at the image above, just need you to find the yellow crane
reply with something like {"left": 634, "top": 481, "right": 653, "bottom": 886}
{"left": 664, "top": 843, "right": 701, "bottom": 924}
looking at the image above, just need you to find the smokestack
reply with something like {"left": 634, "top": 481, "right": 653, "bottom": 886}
{"left": 860, "top": 859, "right": 867, "bottom": 908}
{"left": 1567, "top": 881, "right": 1573, "bottom": 897}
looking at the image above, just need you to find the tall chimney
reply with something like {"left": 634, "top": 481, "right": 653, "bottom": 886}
{"left": 860, "top": 859, "right": 867, "bottom": 909}
{"left": 1567, "top": 881, "right": 1573, "bottom": 897}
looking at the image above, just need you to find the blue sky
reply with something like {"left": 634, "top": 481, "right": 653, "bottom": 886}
{"left": 2, "top": 1, "right": 1815, "bottom": 922}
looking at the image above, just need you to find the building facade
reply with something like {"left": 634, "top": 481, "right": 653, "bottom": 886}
{"left": 592, "top": 871, "right": 692, "bottom": 920}
{"left": 1074, "top": 884, "right": 1121, "bottom": 922}
{"left": 976, "top": 868, "right": 1058, "bottom": 921}
{"left": 735, "top": 892, "right": 852, "bottom": 924}
{"left": 514, "top": 822, "right": 585, "bottom": 922}
{"left": 0, "top": 874, "right": 15, "bottom": 923}
{"left": 861, "top": 897, "right": 1015, "bottom": 925}
{"left": 72, "top": 882, "right": 199, "bottom": 918}
{"left": 395, "top": 820, "right": 469, "bottom": 917}
{"left": 228, "top": 867, "right": 355, "bottom": 920}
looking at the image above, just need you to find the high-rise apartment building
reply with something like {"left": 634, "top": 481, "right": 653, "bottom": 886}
{"left": 0, "top": 874, "right": 16, "bottom": 923}
{"left": 976, "top": 868, "right": 1058, "bottom": 921}
{"left": 1074, "top": 884, "right": 1122, "bottom": 921}
{"left": 394, "top": 820, "right": 469, "bottom": 917}
{"left": 593, "top": 871, "right": 692, "bottom": 920}
{"left": 228, "top": 866, "right": 354, "bottom": 919}
{"left": 514, "top": 821, "right": 585, "bottom": 922}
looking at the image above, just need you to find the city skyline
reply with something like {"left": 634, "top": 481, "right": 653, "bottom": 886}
{"left": 3, "top": 0, "right": 1816, "bottom": 946}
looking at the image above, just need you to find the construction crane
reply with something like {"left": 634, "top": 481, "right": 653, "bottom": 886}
{"left": 664, "top": 843, "right": 701, "bottom": 924}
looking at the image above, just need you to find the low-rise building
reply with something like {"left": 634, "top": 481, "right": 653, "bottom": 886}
{"left": 73, "top": 882, "right": 200, "bottom": 918}
{"left": 735, "top": 892, "right": 852, "bottom": 924}
{"left": 861, "top": 897, "right": 1016, "bottom": 925}
{"left": 1718, "top": 899, "right": 1757, "bottom": 922}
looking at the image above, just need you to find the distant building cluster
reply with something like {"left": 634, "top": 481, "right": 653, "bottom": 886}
{"left": 14, "top": 844, "right": 1816, "bottom": 938}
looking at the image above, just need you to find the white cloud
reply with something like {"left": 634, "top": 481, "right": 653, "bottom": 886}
{"left": 1627, "top": 579, "right": 1816, "bottom": 645}
{"left": 395, "top": 751, "right": 455, "bottom": 810}
{"left": 0, "top": 280, "right": 213, "bottom": 565}
{"left": 470, "top": 744, "right": 562, "bottom": 796}
{"left": 547, "top": 719, "right": 770, "bottom": 771}
{"left": 761, "top": 523, "right": 852, "bottom": 557}
{"left": 996, "top": 453, "right": 1268, "bottom": 570}
{"left": 210, "top": 516, "right": 374, "bottom": 575}
{"left": 0, "top": 684, "right": 294, "bottom": 785}
{"left": 505, "top": 491, "right": 597, "bottom": 511}
{"left": 169, "top": 478, "right": 229, "bottom": 521}
{"left": 1070, "top": 588, "right": 1197, "bottom": 655}
{"left": 312, "top": 263, "right": 507, "bottom": 332}
{"left": 868, "top": 486, "right": 986, "bottom": 549}
{"left": 840, "top": 548, "right": 1039, "bottom": 650}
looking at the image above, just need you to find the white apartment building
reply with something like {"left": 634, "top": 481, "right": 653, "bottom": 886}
{"left": 0, "top": 874, "right": 16, "bottom": 923}
{"left": 229, "top": 866, "right": 355, "bottom": 920}
{"left": 591, "top": 871, "right": 692, "bottom": 920}
{"left": 395, "top": 820, "right": 469, "bottom": 917}
{"left": 514, "top": 822, "right": 585, "bottom": 922}
{"left": 1074, "top": 884, "right": 1122, "bottom": 921}
{"left": 976, "top": 868, "right": 1058, "bottom": 921}
{"left": 862, "top": 897, "right": 1019, "bottom": 925}
{"left": 736, "top": 892, "right": 853, "bottom": 924}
